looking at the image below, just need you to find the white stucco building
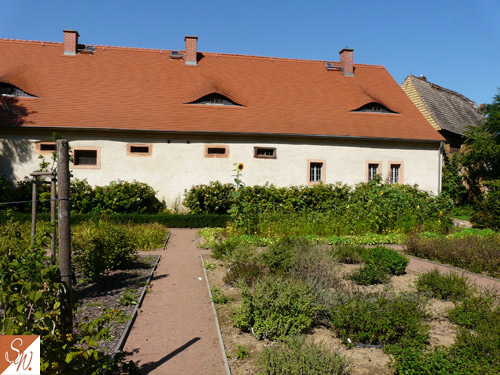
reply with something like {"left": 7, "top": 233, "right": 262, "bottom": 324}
{"left": 1, "top": 31, "right": 444, "bottom": 208}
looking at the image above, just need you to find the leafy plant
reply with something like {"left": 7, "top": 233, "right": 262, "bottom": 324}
{"left": 256, "top": 336, "right": 351, "bottom": 375}
{"left": 329, "top": 292, "right": 429, "bottom": 347}
{"left": 235, "top": 345, "right": 251, "bottom": 360}
{"left": 330, "top": 244, "right": 366, "bottom": 263}
{"left": 72, "top": 220, "right": 138, "bottom": 281}
{"left": 118, "top": 288, "right": 139, "bottom": 306}
{"left": 415, "top": 270, "right": 471, "bottom": 300}
{"left": 233, "top": 276, "right": 322, "bottom": 339}
{"left": 210, "top": 286, "right": 231, "bottom": 304}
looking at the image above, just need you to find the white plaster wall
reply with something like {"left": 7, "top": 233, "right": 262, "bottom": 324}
{"left": 1, "top": 133, "right": 441, "bottom": 209}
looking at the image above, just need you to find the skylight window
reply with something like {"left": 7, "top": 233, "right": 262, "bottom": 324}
{"left": 0, "top": 83, "right": 35, "bottom": 98}
{"left": 352, "top": 102, "right": 396, "bottom": 114}
{"left": 188, "top": 93, "right": 242, "bottom": 106}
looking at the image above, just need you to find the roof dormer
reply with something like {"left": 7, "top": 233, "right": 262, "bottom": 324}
{"left": 352, "top": 102, "right": 396, "bottom": 114}
{"left": 187, "top": 93, "right": 243, "bottom": 107}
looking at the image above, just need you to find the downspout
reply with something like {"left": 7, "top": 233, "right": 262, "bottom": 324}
{"left": 438, "top": 142, "right": 444, "bottom": 194}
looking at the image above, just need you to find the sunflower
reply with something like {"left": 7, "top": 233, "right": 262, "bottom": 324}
{"left": 237, "top": 163, "right": 244, "bottom": 171}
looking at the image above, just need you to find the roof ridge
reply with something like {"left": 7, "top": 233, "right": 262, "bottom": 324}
{"left": 0, "top": 38, "right": 60, "bottom": 46}
{"left": 0, "top": 38, "right": 383, "bottom": 67}
{"left": 411, "top": 75, "right": 478, "bottom": 107}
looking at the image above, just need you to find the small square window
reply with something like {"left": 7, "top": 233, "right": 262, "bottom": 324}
{"left": 254, "top": 147, "right": 277, "bottom": 159}
{"left": 308, "top": 160, "right": 325, "bottom": 185}
{"left": 204, "top": 145, "right": 229, "bottom": 158}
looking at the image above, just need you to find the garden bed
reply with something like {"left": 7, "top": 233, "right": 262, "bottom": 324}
{"left": 202, "top": 240, "right": 500, "bottom": 375}
{"left": 74, "top": 254, "right": 159, "bottom": 355}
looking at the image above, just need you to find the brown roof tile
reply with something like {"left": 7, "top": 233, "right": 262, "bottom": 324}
{"left": 0, "top": 38, "right": 444, "bottom": 142}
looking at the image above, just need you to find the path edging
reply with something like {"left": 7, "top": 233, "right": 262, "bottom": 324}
{"left": 200, "top": 254, "right": 232, "bottom": 375}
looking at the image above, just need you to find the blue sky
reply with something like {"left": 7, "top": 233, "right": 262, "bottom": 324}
{"left": 1, "top": 0, "right": 499, "bottom": 105}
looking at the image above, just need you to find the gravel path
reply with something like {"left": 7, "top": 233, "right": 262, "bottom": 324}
{"left": 123, "top": 228, "right": 227, "bottom": 375}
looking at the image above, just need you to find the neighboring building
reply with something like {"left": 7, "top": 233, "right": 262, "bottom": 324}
{"left": 401, "top": 75, "right": 484, "bottom": 153}
{"left": 1, "top": 31, "right": 444, "bottom": 208}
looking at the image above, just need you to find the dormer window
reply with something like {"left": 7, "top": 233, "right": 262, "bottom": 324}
{"left": 187, "top": 93, "right": 242, "bottom": 106}
{"left": 0, "top": 83, "right": 35, "bottom": 98}
{"left": 352, "top": 102, "right": 396, "bottom": 114}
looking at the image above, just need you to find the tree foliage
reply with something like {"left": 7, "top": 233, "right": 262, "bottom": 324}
{"left": 462, "top": 90, "right": 500, "bottom": 189}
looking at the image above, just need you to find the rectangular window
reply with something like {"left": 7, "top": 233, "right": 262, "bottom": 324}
{"left": 35, "top": 141, "right": 56, "bottom": 154}
{"left": 72, "top": 147, "right": 101, "bottom": 169}
{"left": 74, "top": 150, "right": 97, "bottom": 165}
{"left": 127, "top": 144, "right": 152, "bottom": 156}
{"left": 308, "top": 160, "right": 325, "bottom": 185}
{"left": 254, "top": 147, "right": 277, "bottom": 159}
{"left": 204, "top": 145, "right": 229, "bottom": 158}
{"left": 366, "top": 161, "right": 381, "bottom": 182}
{"left": 390, "top": 164, "right": 401, "bottom": 184}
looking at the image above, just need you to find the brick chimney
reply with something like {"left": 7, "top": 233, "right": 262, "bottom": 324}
{"left": 184, "top": 36, "right": 198, "bottom": 66}
{"left": 63, "top": 30, "right": 79, "bottom": 55}
{"left": 339, "top": 47, "right": 354, "bottom": 76}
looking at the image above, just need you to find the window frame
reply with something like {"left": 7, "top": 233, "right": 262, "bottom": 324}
{"left": 388, "top": 161, "right": 404, "bottom": 185}
{"left": 307, "top": 159, "right": 326, "bottom": 185}
{"left": 366, "top": 161, "right": 382, "bottom": 182}
{"left": 204, "top": 144, "right": 229, "bottom": 158}
{"left": 126, "top": 144, "right": 152, "bottom": 157}
{"left": 254, "top": 147, "right": 277, "bottom": 159}
{"left": 71, "top": 146, "right": 101, "bottom": 169}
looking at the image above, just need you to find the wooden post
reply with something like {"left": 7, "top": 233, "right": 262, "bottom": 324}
{"left": 31, "top": 179, "right": 37, "bottom": 245}
{"left": 50, "top": 174, "right": 57, "bottom": 263}
{"left": 57, "top": 139, "right": 72, "bottom": 333}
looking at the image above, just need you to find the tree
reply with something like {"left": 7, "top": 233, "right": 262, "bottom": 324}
{"left": 461, "top": 90, "right": 500, "bottom": 190}
{"left": 461, "top": 89, "right": 500, "bottom": 229}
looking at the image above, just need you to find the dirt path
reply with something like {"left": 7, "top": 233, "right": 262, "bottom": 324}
{"left": 123, "top": 228, "right": 227, "bottom": 375}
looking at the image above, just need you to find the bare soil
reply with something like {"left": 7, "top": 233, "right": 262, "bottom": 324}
{"left": 203, "top": 253, "right": 462, "bottom": 375}
{"left": 73, "top": 254, "right": 158, "bottom": 355}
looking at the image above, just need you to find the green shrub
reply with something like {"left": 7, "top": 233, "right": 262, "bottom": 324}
{"left": 348, "top": 263, "right": 391, "bottom": 285}
{"left": 127, "top": 222, "right": 168, "bottom": 250}
{"left": 405, "top": 233, "right": 500, "bottom": 277}
{"left": 290, "top": 246, "right": 342, "bottom": 290}
{"left": 348, "top": 246, "right": 408, "bottom": 285}
{"left": 362, "top": 246, "right": 409, "bottom": 276}
{"left": 257, "top": 336, "right": 351, "bottom": 375}
{"left": 470, "top": 188, "right": 500, "bottom": 230}
{"left": 261, "top": 237, "right": 311, "bottom": 273}
{"left": 72, "top": 220, "right": 138, "bottom": 281}
{"left": 93, "top": 180, "right": 165, "bottom": 214}
{"left": 223, "top": 244, "right": 266, "bottom": 286}
{"left": 183, "top": 181, "right": 235, "bottom": 214}
{"left": 391, "top": 346, "right": 460, "bottom": 375}
{"left": 448, "top": 294, "right": 496, "bottom": 329}
{"left": 415, "top": 270, "right": 471, "bottom": 300}
{"left": 330, "top": 292, "right": 429, "bottom": 347}
{"left": 330, "top": 244, "right": 366, "bottom": 263}
{"left": 234, "top": 276, "right": 322, "bottom": 339}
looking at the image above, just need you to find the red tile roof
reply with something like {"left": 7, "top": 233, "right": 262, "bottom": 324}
{"left": 0, "top": 38, "right": 444, "bottom": 142}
